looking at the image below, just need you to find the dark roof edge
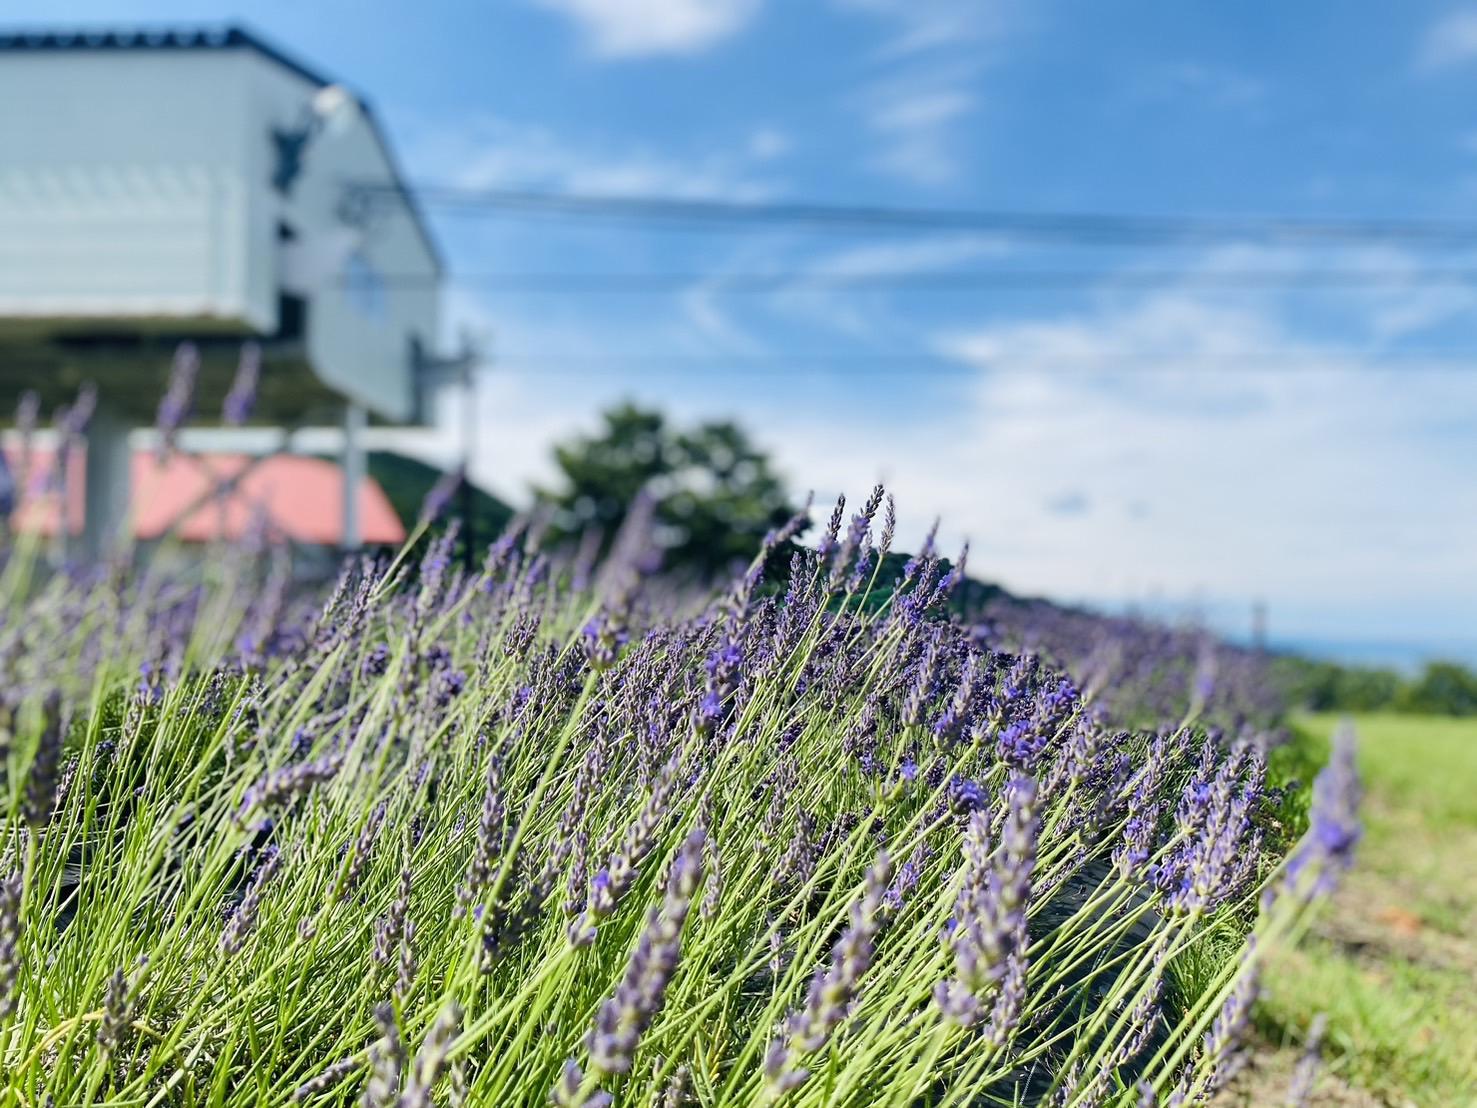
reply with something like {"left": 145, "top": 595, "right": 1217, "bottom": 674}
{"left": 0, "top": 24, "right": 443, "bottom": 276}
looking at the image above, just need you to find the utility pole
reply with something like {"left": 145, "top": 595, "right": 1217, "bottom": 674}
{"left": 81, "top": 403, "right": 132, "bottom": 561}
{"left": 458, "top": 353, "right": 477, "bottom": 569}
{"left": 342, "top": 400, "right": 366, "bottom": 552}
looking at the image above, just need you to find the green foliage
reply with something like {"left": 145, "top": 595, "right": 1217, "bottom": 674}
{"left": 1396, "top": 660, "right": 1477, "bottom": 716}
{"left": 535, "top": 403, "right": 795, "bottom": 578}
{"left": 368, "top": 451, "right": 514, "bottom": 540}
{"left": 1273, "top": 655, "right": 1477, "bottom": 716}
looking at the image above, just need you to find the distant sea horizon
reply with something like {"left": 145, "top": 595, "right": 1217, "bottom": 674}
{"left": 1260, "top": 634, "right": 1477, "bottom": 673}
{"left": 1076, "top": 596, "right": 1477, "bottom": 673}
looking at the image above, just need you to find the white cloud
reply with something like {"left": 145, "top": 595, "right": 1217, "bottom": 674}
{"left": 531, "top": 0, "right": 762, "bottom": 58}
{"left": 458, "top": 278, "right": 1477, "bottom": 645}
{"left": 1134, "top": 62, "right": 1266, "bottom": 109}
{"left": 407, "top": 114, "right": 778, "bottom": 200}
{"left": 1418, "top": 9, "right": 1477, "bottom": 70}
{"left": 764, "top": 233, "right": 1011, "bottom": 337}
{"left": 866, "top": 86, "right": 975, "bottom": 184}
{"left": 747, "top": 127, "right": 791, "bottom": 160}
{"left": 837, "top": 2, "right": 1023, "bottom": 185}
{"left": 834, "top": 0, "right": 1015, "bottom": 57}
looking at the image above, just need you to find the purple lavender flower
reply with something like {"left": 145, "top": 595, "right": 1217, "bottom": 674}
{"left": 459, "top": 753, "right": 507, "bottom": 913}
{"left": 418, "top": 465, "right": 463, "bottom": 526}
{"left": 1283, "top": 724, "right": 1361, "bottom": 899}
{"left": 934, "top": 776, "right": 1038, "bottom": 1037}
{"left": 580, "top": 614, "right": 629, "bottom": 672}
{"left": 235, "top": 752, "right": 343, "bottom": 828}
{"left": 882, "top": 845, "right": 930, "bottom": 913}
{"left": 815, "top": 494, "right": 846, "bottom": 561}
{"left": 363, "top": 1002, "right": 406, "bottom": 1108}
{"left": 221, "top": 845, "right": 282, "bottom": 955}
{"left": 997, "top": 716, "right": 1049, "bottom": 772}
{"left": 1114, "top": 802, "right": 1162, "bottom": 882}
{"left": 932, "top": 652, "right": 981, "bottom": 748}
{"left": 1200, "top": 948, "right": 1259, "bottom": 1094}
{"left": 0, "top": 871, "right": 22, "bottom": 1021}
{"left": 902, "top": 631, "right": 943, "bottom": 727}
{"left": 550, "top": 1060, "right": 612, "bottom": 1108}
{"left": 96, "top": 957, "right": 146, "bottom": 1056}
{"left": 796, "top": 853, "right": 890, "bottom": 1050}
{"left": 400, "top": 1001, "right": 462, "bottom": 1108}
{"left": 1286, "top": 1012, "right": 1328, "bottom": 1107}
{"left": 155, "top": 341, "right": 199, "bottom": 458}
{"left": 374, "top": 868, "right": 413, "bottom": 969}
{"left": 584, "top": 829, "right": 704, "bottom": 1079}
{"left": 1157, "top": 742, "right": 1264, "bottom": 915}
{"left": 765, "top": 853, "right": 893, "bottom": 1095}
{"left": 586, "top": 757, "right": 680, "bottom": 922}
{"left": 827, "top": 484, "right": 882, "bottom": 592}
{"left": 695, "top": 635, "right": 743, "bottom": 735}
{"left": 22, "top": 696, "right": 65, "bottom": 828}
{"left": 434, "top": 668, "right": 468, "bottom": 707}
{"left": 948, "top": 776, "right": 988, "bottom": 817}
{"left": 290, "top": 1056, "right": 363, "bottom": 1102}
{"left": 223, "top": 341, "right": 261, "bottom": 426}
{"left": 362, "top": 642, "right": 391, "bottom": 677}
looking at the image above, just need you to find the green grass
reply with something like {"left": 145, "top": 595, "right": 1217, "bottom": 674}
{"left": 1254, "top": 712, "right": 1477, "bottom": 1106}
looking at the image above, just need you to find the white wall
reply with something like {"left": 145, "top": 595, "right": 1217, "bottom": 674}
{"left": 0, "top": 50, "right": 258, "bottom": 326}
{"left": 0, "top": 44, "right": 440, "bottom": 422}
{"left": 251, "top": 59, "right": 440, "bottom": 421}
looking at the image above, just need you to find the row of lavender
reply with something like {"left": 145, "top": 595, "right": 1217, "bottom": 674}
{"left": 0, "top": 465, "right": 1358, "bottom": 1106}
{"left": 978, "top": 599, "right": 1285, "bottom": 736}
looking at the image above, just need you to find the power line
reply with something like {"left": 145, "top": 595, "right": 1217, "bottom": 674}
{"left": 349, "top": 181, "right": 1477, "bottom": 247}
{"left": 342, "top": 267, "right": 1477, "bottom": 293}
{"left": 487, "top": 349, "right": 1477, "bottom": 375}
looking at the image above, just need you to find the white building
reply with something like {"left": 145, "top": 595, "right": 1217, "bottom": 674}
{"left": 0, "top": 25, "right": 450, "bottom": 552}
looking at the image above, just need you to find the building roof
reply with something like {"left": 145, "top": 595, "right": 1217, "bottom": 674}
{"left": 7, "top": 448, "right": 407, "bottom": 546}
{"left": 0, "top": 23, "right": 443, "bottom": 275}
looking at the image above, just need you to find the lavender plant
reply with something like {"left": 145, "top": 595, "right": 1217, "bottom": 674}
{"left": 0, "top": 467, "right": 1357, "bottom": 1106}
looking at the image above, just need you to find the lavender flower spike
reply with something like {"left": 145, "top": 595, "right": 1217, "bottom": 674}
{"left": 1200, "top": 947, "right": 1259, "bottom": 1095}
{"left": 221, "top": 845, "right": 282, "bottom": 956}
{"left": 934, "top": 776, "right": 1039, "bottom": 1032}
{"left": 585, "top": 828, "right": 704, "bottom": 1079}
{"left": 550, "top": 1060, "right": 612, "bottom": 1108}
{"left": 399, "top": 1001, "right": 462, "bottom": 1108}
{"left": 1285, "top": 1012, "right": 1328, "bottom": 1107}
{"left": 419, "top": 465, "right": 464, "bottom": 526}
{"left": 156, "top": 341, "right": 199, "bottom": 458}
{"left": 235, "top": 752, "right": 344, "bottom": 828}
{"left": 362, "top": 1002, "right": 405, "bottom": 1108}
{"left": 1286, "top": 723, "right": 1362, "bottom": 899}
{"left": 765, "top": 852, "right": 894, "bottom": 1095}
{"left": 0, "top": 871, "right": 22, "bottom": 1022}
{"left": 223, "top": 341, "right": 261, "bottom": 426}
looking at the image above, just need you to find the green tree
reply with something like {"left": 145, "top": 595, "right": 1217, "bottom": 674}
{"left": 536, "top": 404, "right": 795, "bottom": 578}
{"left": 1398, "top": 661, "right": 1477, "bottom": 716}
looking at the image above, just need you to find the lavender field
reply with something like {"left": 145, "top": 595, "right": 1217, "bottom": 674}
{"left": 0, "top": 456, "right": 1361, "bottom": 1106}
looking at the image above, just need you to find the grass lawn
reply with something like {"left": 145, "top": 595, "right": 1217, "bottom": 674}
{"left": 1222, "top": 712, "right": 1477, "bottom": 1106}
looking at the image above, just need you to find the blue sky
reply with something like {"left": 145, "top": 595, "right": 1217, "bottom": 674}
{"left": 11, "top": 0, "right": 1477, "bottom": 661}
